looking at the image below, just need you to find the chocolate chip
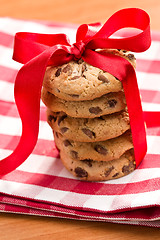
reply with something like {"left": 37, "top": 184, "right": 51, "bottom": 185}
{"left": 71, "top": 150, "right": 78, "bottom": 159}
{"left": 82, "top": 128, "right": 96, "bottom": 139}
{"left": 55, "top": 68, "right": 62, "bottom": 77}
{"left": 75, "top": 167, "right": 88, "bottom": 178}
{"left": 112, "top": 172, "right": 119, "bottom": 178}
{"left": 105, "top": 166, "right": 114, "bottom": 177}
{"left": 55, "top": 132, "right": 59, "bottom": 138}
{"left": 98, "top": 73, "right": 109, "bottom": 83}
{"left": 94, "top": 145, "right": 108, "bottom": 155}
{"left": 127, "top": 53, "right": 135, "bottom": 60}
{"left": 62, "top": 64, "right": 71, "bottom": 73}
{"left": 122, "top": 165, "right": 130, "bottom": 174}
{"left": 82, "top": 63, "right": 87, "bottom": 73}
{"left": 107, "top": 99, "right": 117, "bottom": 108}
{"left": 58, "top": 115, "right": 67, "bottom": 126}
{"left": 68, "top": 94, "right": 79, "bottom": 98}
{"left": 48, "top": 115, "right": 56, "bottom": 122}
{"left": 89, "top": 106, "right": 102, "bottom": 115}
{"left": 78, "top": 59, "right": 84, "bottom": 64}
{"left": 63, "top": 139, "right": 72, "bottom": 147}
{"left": 122, "top": 161, "right": 135, "bottom": 174}
{"left": 83, "top": 159, "right": 93, "bottom": 167}
{"left": 60, "top": 127, "right": 69, "bottom": 134}
{"left": 71, "top": 76, "right": 80, "bottom": 80}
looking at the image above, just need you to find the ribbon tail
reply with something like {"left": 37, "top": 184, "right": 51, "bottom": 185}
{"left": 122, "top": 66, "right": 147, "bottom": 166}
{"left": 83, "top": 49, "right": 147, "bottom": 167}
{"left": 0, "top": 46, "right": 72, "bottom": 176}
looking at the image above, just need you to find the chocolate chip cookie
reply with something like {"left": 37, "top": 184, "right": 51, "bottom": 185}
{"left": 105, "top": 49, "right": 136, "bottom": 69}
{"left": 60, "top": 149, "right": 135, "bottom": 181}
{"left": 41, "top": 89, "right": 126, "bottom": 118}
{"left": 54, "top": 130, "right": 133, "bottom": 162}
{"left": 47, "top": 109, "right": 130, "bottom": 142}
{"left": 43, "top": 50, "right": 136, "bottom": 101}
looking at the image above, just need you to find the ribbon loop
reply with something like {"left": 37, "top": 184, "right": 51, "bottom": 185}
{"left": 13, "top": 32, "right": 71, "bottom": 64}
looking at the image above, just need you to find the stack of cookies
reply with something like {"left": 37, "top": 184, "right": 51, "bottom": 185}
{"left": 41, "top": 49, "right": 136, "bottom": 181}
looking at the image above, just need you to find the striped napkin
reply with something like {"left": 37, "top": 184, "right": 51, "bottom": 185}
{"left": 0, "top": 17, "right": 160, "bottom": 228}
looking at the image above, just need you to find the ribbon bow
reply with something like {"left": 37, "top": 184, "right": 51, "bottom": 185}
{"left": 0, "top": 8, "right": 151, "bottom": 175}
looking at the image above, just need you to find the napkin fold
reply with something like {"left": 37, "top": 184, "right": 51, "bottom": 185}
{"left": 0, "top": 17, "right": 160, "bottom": 227}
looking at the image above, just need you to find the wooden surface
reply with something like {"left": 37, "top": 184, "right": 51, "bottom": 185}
{"left": 0, "top": 0, "right": 160, "bottom": 239}
{"left": 0, "top": 0, "right": 160, "bottom": 30}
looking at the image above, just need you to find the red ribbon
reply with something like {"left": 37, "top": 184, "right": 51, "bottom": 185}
{"left": 0, "top": 8, "right": 151, "bottom": 175}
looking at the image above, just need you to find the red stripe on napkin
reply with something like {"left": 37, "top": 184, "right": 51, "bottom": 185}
{"left": 137, "top": 59, "right": 160, "bottom": 73}
{"left": 0, "top": 32, "right": 14, "bottom": 47}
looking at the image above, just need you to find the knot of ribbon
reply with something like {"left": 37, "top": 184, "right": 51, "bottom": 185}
{"left": 0, "top": 8, "right": 151, "bottom": 176}
{"left": 71, "top": 41, "right": 86, "bottom": 60}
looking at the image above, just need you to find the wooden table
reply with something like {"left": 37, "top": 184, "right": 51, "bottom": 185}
{"left": 0, "top": 0, "right": 160, "bottom": 239}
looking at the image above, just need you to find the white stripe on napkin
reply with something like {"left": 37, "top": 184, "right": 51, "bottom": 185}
{"left": 0, "top": 18, "right": 76, "bottom": 43}
{"left": 137, "top": 71, "right": 160, "bottom": 91}
{"left": 0, "top": 115, "right": 53, "bottom": 140}
{"left": 0, "top": 45, "right": 22, "bottom": 70}
{"left": 135, "top": 40, "right": 160, "bottom": 60}
{"left": 0, "top": 81, "right": 15, "bottom": 102}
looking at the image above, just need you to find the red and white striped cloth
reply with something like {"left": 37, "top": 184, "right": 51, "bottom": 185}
{"left": 0, "top": 17, "right": 160, "bottom": 227}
